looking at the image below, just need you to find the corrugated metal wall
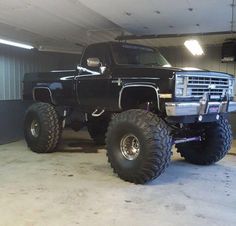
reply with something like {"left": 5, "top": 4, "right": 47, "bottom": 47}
{"left": 160, "top": 45, "right": 236, "bottom": 76}
{"left": 0, "top": 44, "right": 80, "bottom": 100}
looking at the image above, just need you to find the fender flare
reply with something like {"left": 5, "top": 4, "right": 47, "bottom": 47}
{"left": 33, "top": 87, "right": 55, "bottom": 104}
{"left": 118, "top": 83, "right": 160, "bottom": 110}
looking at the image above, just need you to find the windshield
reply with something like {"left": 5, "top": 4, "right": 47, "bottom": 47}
{"left": 112, "top": 44, "right": 171, "bottom": 67}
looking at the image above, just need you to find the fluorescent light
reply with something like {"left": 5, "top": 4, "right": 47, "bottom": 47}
{"left": 0, "top": 38, "right": 34, "bottom": 49}
{"left": 38, "top": 46, "right": 81, "bottom": 54}
{"left": 184, "top": 40, "right": 204, "bottom": 56}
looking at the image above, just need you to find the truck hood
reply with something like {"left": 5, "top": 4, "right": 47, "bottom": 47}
{"left": 112, "top": 65, "right": 209, "bottom": 79}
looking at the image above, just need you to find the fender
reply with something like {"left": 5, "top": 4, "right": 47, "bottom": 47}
{"left": 33, "top": 87, "right": 55, "bottom": 105}
{"left": 118, "top": 82, "right": 160, "bottom": 110}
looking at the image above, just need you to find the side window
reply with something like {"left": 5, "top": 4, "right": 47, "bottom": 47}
{"left": 82, "top": 45, "right": 111, "bottom": 72}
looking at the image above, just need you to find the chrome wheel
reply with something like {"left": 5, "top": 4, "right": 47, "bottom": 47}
{"left": 120, "top": 134, "right": 140, "bottom": 160}
{"left": 30, "top": 119, "right": 40, "bottom": 138}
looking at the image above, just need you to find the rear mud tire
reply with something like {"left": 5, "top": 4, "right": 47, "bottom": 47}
{"left": 24, "top": 102, "right": 61, "bottom": 153}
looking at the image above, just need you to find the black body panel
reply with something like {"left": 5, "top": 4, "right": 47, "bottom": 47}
{"left": 23, "top": 70, "right": 77, "bottom": 106}
{"left": 23, "top": 42, "right": 235, "bottom": 118}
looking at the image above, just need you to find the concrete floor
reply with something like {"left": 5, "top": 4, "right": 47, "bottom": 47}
{"left": 0, "top": 131, "right": 235, "bottom": 226}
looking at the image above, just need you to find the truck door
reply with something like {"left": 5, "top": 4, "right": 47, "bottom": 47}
{"left": 76, "top": 44, "right": 111, "bottom": 110}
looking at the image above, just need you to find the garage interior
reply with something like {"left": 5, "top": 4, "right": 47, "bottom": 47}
{"left": 0, "top": 1, "right": 236, "bottom": 226}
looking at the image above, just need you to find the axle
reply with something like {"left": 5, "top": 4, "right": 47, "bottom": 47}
{"left": 174, "top": 136, "right": 202, "bottom": 145}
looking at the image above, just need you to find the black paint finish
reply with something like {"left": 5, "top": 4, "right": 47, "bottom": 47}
{"left": 23, "top": 42, "right": 235, "bottom": 118}
{"left": 22, "top": 42, "right": 206, "bottom": 111}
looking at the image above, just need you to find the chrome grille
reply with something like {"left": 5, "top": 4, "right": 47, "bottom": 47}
{"left": 188, "top": 76, "right": 229, "bottom": 85}
{"left": 191, "top": 88, "right": 224, "bottom": 96}
{"left": 187, "top": 76, "right": 229, "bottom": 98}
{"left": 175, "top": 72, "right": 234, "bottom": 99}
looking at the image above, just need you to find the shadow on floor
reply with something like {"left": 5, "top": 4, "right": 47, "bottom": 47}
{"left": 57, "top": 138, "right": 105, "bottom": 153}
{"left": 148, "top": 158, "right": 234, "bottom": 186}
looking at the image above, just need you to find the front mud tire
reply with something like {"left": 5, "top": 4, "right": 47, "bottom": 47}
{"left": 24, "top": 102, "right": 61, "bottom": 153}
{"left": 106, "top": 109, "right": 172, "bottom": 184}
{"left": 176, "top": 116, "right": 232, "bottom": 165}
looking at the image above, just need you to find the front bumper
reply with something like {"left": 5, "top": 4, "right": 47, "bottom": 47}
{"left": 165, "top": 101, "right": 236, "bottom": 116}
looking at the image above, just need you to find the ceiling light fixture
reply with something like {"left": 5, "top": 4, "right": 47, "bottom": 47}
{"left": 125, "top": 12, "right": 132, "bottom": 16}
{"left": 154, "top": 10, "right": 161, "bottom": 14}
{"left": 184, "top": 39, "right": 204, "bottom": 56}
{"left": 0, "top": 38, "right": 34, "bottom": 49}
{"left": 38, "top": 46, "right": 81, "bottom": 54}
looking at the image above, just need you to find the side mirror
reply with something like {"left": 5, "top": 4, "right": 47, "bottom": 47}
{"left": 87, "top": 58, "right": 101, "bottom": 67}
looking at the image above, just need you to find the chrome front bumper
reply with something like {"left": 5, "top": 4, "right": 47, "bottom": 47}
{"left": 165, "top": 101, "right": 236, "bottom": 116}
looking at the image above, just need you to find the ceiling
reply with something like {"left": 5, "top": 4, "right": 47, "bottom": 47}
{"left": 0, "top": 0, "right": 236, "bottom": 53}
{"left": 0, "top": 0, "right": 125, "bottom": 53}
{"left": 80, "top": 0, "right": 235, "bottom": 35}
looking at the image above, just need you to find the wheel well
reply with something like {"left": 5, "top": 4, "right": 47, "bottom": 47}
{"left": 120, "top": 86, "right": 159, "bottom": 110}
{"left": 33, "top": 88, "right": 54, "bottom": 104}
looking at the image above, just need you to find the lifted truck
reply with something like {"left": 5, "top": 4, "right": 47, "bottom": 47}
{"left": 23, "top": 42, "right": 236, "bottom": 184}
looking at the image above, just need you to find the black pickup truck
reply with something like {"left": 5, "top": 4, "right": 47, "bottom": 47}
{"left": 23, "top": 41, "right": 236, "bottom": 184}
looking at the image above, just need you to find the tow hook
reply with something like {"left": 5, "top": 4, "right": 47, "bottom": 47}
{"left": 92, "top": 109, "right": 105, "bottom": 117}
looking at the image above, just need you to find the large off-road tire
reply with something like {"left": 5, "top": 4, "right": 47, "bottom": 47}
{"left": 106, "top": 109, "right": 172, "bottom": 184}
{"left": 24, "top": 102, "right": 61, "bottom": 153}
{"left": 176, "top": 116, "right": 232, "bottom": 165}
{"left": 87, "top": 114, "right": 110, "bottom": 145}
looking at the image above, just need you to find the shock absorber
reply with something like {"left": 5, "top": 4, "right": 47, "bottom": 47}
{"left": 62, "top": 109, "right": 67, "bottom": 128}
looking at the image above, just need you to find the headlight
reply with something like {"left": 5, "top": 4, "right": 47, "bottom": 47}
{"left": 176, "top": 88, "right": 184, "bottom": 96}
{"left": 229, "top": 88, "right": 233, "bottom": 96}
{"left": 186, "top": 88, "right": 192, "bottom": 96}
{"left": 229, "top": 78, "right": 235, "bottom": 97}
{"left": 176, "top": 76, "right": 184, "bottom": 85}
